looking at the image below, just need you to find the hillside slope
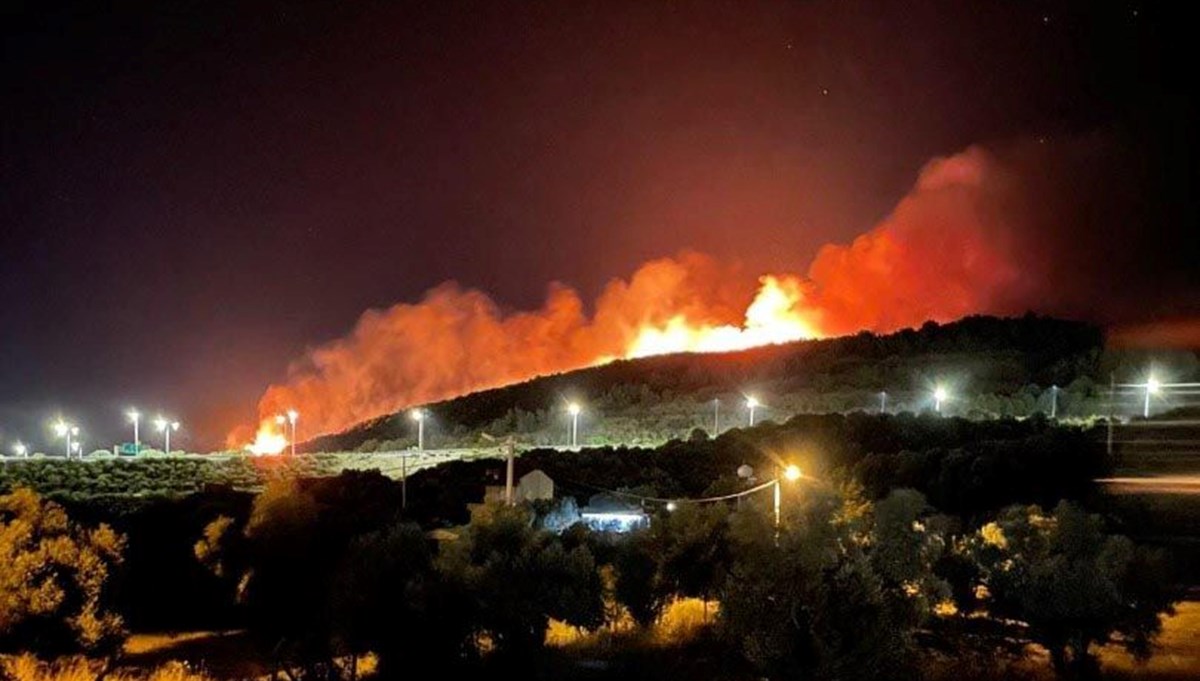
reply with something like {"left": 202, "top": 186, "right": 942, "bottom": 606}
{"left": 303, "top": 314, "right": 1107, "bottom": 453}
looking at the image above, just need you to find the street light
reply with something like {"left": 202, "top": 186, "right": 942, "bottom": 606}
{"left": 568, "top": 402, "right": 581, "bottom": 447}
{"left": 1144, "top": 377, "right": 1161, "bottom": 419}
{"left": 127, "top": 409, "right": 141, "bottom": 453}
{"left": 934, "top": 386, "right": 948, "bottom": 414}
{"left": 53, "top": 420, "right": 77, "bottom": 459}
{"left": 13, "top": 442, "right": 27, "bottom": 457}
{"left": 746, "top": 397, "right": 760, "bottom": 426}
{"left": 155, "top": 416, "right": 180, "bottom": 454}
{"left": 287, "top": 409, "right": 299, "bottom": 455}
{"left": 774, "top": 464, "right": 803, "bottom": 528}
{"left": 410, "top": 409, "right": 425, "bottom": 451}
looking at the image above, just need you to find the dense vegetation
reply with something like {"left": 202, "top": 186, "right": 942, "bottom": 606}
{"left": 3, "top": 476, "right": 1178, "bottom": 681}
{"left": 304, "top": 314, "right": 1194, "bottom": 452}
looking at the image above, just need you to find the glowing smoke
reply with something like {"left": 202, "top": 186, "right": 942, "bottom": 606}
{"left": 238, "top": 143, "right": 1108, "bottom": 447}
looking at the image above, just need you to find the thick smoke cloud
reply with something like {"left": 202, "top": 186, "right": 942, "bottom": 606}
{"left": 239, "top": 137, "right": 1198, "bottom": 443}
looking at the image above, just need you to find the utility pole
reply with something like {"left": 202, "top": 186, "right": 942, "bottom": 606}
{"left": 713, "top": 398, "right": 720, "bottom": 434}
{"left": 879, "top": 391, "right": 887, "bottom": 414}
{"left": 504, "top": 439, "right": 515, "bottom": 506}
{"left": 1050, "top": 385, "right": 1058, "bottom": 419}
{"left": 1107, "top": 373, "right": 1115, "bottom": 456}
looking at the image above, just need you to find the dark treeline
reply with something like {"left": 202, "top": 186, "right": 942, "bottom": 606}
{"left": 2, "top": 474, "right": 1178, "bottom": 681}
{"left": 11, "top": 413, "right": 1113, "bottom": 643}
{"left": 309, "top": 314, "right": 1117, "bottom": 452}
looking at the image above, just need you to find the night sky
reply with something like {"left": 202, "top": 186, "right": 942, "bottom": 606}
{"left": 2, "top": 1, "right": 1196, "bottom": 450}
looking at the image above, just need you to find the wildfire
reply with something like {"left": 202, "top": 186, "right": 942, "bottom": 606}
{"left": 235, "top": 145, "right": 1032, "bottom": 448}
{"left": 627, "top": 275, "right": 821, "bottom": 358}
{"left": 247, "top": 422, "right": 288, "bottom": 455}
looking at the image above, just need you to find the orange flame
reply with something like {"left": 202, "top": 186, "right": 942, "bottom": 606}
{"left": 235, "top": 145, "right": 1034, "bottom": 448}
{"left": 246, "top": 422, "right": 288, "bottom": 455}
{"left": 628, "top": 275, "right": 819, "bottom": 357}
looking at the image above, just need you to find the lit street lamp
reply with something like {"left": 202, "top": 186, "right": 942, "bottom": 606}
{"left": 13, "top": 442, "right": 27, "bottom": 457}
{"left": 53, "top": 420, "right": 78, "bottom": 459}
{"left": 155, "top": 416, "right": 180, "bottom": 454}
{"left": 410, "top": 409, "right": 425, "bottom": 451}
{"left": 127, "top": 409, "right": 141, "bottom": 453}
{"left": 934, "top": 386, "right": 948, "bottom": 414}
{"left": 774, "top": 464, "right": 803, "bottom": 528}
{"left": 1144, "top": 377, "right": 1161, "bottom": 419}
{"left": 746, "top": 397, "right": 760, "bottom": 426}
{"left": 568, "top": 402, "right": 581, "bottom": 447}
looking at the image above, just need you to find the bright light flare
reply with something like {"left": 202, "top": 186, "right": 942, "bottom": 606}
{"left": 784, "top": 465, "right": 802, "bottom": 481}
{"left": 568, "top": 402, "right": 581, "bottom": 416}
{"left": 410, "top": 408, "right": 425, "bottom": 421}
{"left": 247, "top": 421, "right": 288, "bottom": 455}
{"left": 1147, "top": 377, "right": 1161, "bottom": 394}
{"left": 934, "top": 386, "right": 948, "bottom": 402}
{"left": 746, "top": 396, "right": 759, "bottom": 409}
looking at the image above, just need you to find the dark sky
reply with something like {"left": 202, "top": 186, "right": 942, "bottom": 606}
{"left": 1, "top": 1, "right": 1194, "bottom": 450}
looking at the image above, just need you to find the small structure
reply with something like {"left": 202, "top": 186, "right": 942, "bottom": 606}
{"left": 579, "top": 493, "right": 649, "bottom": 533}
{"left": 482, "top": 469, "right": 555, "bottom": 505}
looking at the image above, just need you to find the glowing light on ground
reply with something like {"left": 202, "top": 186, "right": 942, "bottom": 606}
{"left": 627, "top": 275, "right": 821, "bottom": 358}
{"left": 247, "top": 423, "right": 287, "bottom": 455}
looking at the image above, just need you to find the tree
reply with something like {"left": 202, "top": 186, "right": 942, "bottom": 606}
{"left": 612, "top": 531, "right": 666, "bottom": 627}
{"left": 721, "top": 489, "right": 916, "bottom": 681}
{"left": 965, "top": 501, "right": 1178, "bottom": 679}
{"left": 0, "top": 488, "right": 126, "bottom": 657}
{"left": 330, "top": 522, "right": 473, "bottom": 676}
{"left": 651, "top": 504, "right": 731, "bottom": 608}
{"left": 438, "top": 505, "right": 604, "bottom": 657}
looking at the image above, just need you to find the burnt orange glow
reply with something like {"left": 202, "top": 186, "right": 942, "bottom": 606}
{"left": 247, "top": 422, "right": 287, "bottom": 455}
{"left": 233, "top": 146, "right": 1030, "bottom": 447}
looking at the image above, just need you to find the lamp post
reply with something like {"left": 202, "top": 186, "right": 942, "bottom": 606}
{"left": 879, "top": 391, "right": 888, "bottom": 414}
{"left": 287, "top": 409, "right": 299, "bottom": 456}
{"left": 53, "top": 421, "right": 77, "bottom": 459}
{"left": 410, "top": 409, "right": 425, "bottom": 451}
{"left": 934, "top": 386, "right": 948, "bottom": 414}
{"left": 746, "top": 397, "right": 759, "bottom": 426}
{"left": 155, "top": 416, "right": 179, "bottom": 454}
{"left": 774, "top": 465, "right": 802, "bottom": 529}
{"left": 1144, "top": 377, "right": 1160, "bottom": 419}
{"left": 127, "top": 409, "right": 141, "bottom": 453}
{"left": 1049, "top": 385, "right": 1059, "bottom": 419}
{"left": 13, "top": 442, "right": 27, "bottom": 458}
{"left": 713, "top": 398, "right": 720, "bottom": 434}
{"left": 568, "top": 403, "right": 581, "bottom": 448}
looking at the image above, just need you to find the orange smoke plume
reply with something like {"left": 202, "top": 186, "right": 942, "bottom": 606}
{"left": 239, "top": 145, "right": 1029, "bottom": 447}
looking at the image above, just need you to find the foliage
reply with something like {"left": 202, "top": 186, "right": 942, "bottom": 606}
{"left": 962, "top": 501, "right": 1179, "bottom": 679}
{"left": 330, "top": 522, "right": 473, "bottom": 673}
{"left": 611, "top": 532, "right": 667, "bottom": 627}
{"left": 721, "top": 488, "right": 917, "bottom": 680}
{"left": 438, "top": 505, "right": 605, "bottom": 657}
{"left": 0, "top": 489, "right": 125, "bottom": 657}
{"left": 0, "top": 655, "right": 213, "bottom": 681}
